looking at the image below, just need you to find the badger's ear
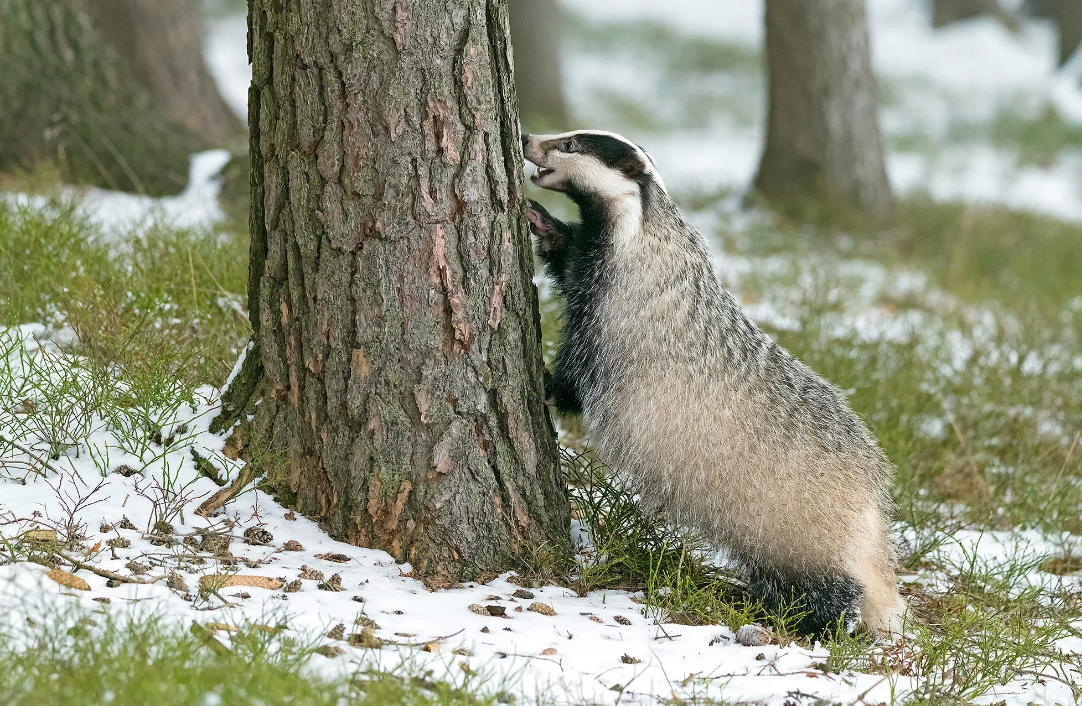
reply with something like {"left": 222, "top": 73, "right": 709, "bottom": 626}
{"left": 615, "top": 152, "right": 648, "bottom": 179}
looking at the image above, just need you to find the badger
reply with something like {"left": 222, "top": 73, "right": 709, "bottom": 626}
{"left": 521, "top": 130, "right": 905, "bottom": 638}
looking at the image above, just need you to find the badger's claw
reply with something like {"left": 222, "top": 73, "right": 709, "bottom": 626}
{"left": 527, "top": 199, "right": 567, "bottom": 253}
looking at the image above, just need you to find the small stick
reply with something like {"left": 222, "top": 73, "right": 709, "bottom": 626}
{"left": 196, "top": 465, "right": 255, "bottom": 517}
{"left": 0, "top": 435, "right": 56, "bottom": 478}
{"left": 54, "top": 551, "right": 162, "bottom": 585}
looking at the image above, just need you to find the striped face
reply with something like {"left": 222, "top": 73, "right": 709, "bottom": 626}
{"left": 521, "top": 130, "right": 662, "bottom": 197}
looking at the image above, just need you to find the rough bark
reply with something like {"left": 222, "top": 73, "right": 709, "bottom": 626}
{"left": 508, "top": 0, "right": 569, "bottom": 130}
{"left": 87, "top": 0, "right": 244, "bottom": 145}
{"left": 217, "top": 0, "right": 569, "bottom": 584}
{"left": 753, "top": 0, "right": 893, "bottom": 217}
{"left": 0, "top": 0, "right": 203, "bottom": 195}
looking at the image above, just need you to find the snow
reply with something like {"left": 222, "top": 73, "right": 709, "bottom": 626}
{"left": 0, "top": 325, "right": 877, "bottom": 704}
{"left": 4, "top": 150, "right": 230, "bottom": 237}
{"left": 1, "top": 295, "right": 1079, "bottom": 704}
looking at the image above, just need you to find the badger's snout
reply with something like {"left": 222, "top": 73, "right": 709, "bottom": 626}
{"left": 521, "top": 133, "right": 559, "bottom": 189}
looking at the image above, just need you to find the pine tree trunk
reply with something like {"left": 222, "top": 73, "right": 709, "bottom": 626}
{"left": 216, "top": 0, "right": 570, "bottom": 584}
{"left": 509, "top": 0, "right": 569, "bottom": 130}
{"left": 753, "top": 0, "right": 893, "bottom": 217}
{"left": 1047, "top": 0, "right": 1082, "bottom": 66}
{"left": 932, "top": 0, "right": 1021, "bottom": 32}
{"left": 0, "top": 0, "right": 203, "bottom": 195}
{"left": 86, "top": 0, "right": 244, "bottom": 145}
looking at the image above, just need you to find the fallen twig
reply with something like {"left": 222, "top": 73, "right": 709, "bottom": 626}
{"left": 196, "top": 465, "right": 255, "bottom": 517}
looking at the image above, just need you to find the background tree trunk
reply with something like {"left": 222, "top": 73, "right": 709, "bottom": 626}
{"left": 753, "top": 0, "right": 893, "bottom": 217}
{"left": 0, "top": 0, "right": 203, "bottom": 195}
{"left": 216, "top": 0, "right": 569, "bottom": 584}
{"left": 509, "top": 0, "right": 569, "bottom": 131}
{"left": 932, "top": 0, "right": 1021, "bottom": 32}
{"left": 1027, "top": 0, "right": 1082, "bottom": 66}
{"left": 87, "top": 0, "right": 244, "bottom": 145}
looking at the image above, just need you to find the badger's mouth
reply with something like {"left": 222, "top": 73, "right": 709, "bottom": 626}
{"left": 531, "top": 166, "right": 555, "bottom": 182}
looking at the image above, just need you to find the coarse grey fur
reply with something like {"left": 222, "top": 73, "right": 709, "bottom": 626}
{"left": 522, "top": 129, "right": 905, "bottom": 637}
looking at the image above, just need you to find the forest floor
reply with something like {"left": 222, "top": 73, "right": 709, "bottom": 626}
{"left": 2, "top": 1, "right": 1082, "bottom": 704}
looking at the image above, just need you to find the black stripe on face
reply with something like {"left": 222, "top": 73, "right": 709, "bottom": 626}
{"left": 572, "top": 133, "right": 647, "bottom": 178}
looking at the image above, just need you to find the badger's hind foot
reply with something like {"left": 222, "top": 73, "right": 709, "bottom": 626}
{"left": 748, "top": 565, "right": 863, "bottom": 639}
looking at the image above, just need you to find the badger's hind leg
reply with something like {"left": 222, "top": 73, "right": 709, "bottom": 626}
{"left": 747, "top": 564, "right": 863, "bottom": 639}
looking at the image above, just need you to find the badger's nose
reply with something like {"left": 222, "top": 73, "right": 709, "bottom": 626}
{"left": 521, "top": 133, "right": 531, "bottom": 151}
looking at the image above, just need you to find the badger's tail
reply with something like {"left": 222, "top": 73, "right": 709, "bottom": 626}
{"left": 747, "top": 564, "right": 863, "bottom": 638}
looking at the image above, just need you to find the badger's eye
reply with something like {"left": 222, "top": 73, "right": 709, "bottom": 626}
{"left": 562, "top": 139, "right": 578, "bottom": 153}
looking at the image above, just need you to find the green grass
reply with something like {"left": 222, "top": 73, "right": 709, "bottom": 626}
{"left": 0, "top": 602, "right": 501, "bottom": 706}
{"left": 561, "top": 11, "right": 763, "bottom": 132}
{"left": 0, "top": 198, "right": 250, "bottom": 388}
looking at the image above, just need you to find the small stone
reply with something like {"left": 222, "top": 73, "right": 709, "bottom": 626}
{"left": 621, "top": 654, "right": 641, "bottom": 664}
{"left": 351, "top": 595, "right": 366, "bottom": 603}
{"left": 318, "top": 573, "right": 344, "bottom": 592}
{"left": 283, "top": 580, "right": 302, "bottom": 593}
{"left": 284, "top": 511, "right": 297, "bottom": 521}
{"left": 468, "top": 604, "right": 489, "bottom": 616}
{"left": 528, "top": 602, "right": 556, "bottom": 616}
{"left": 485, "top": 605, "right": 506, "bottom": 617}
{"left": 514, "top": 606, "right": 523, "bottom": 612}
{"left": 613, "top": 615, "right": 631, "bottom": 625}
{"left": 298, "top": 565, "right": 324, "bottom": 581}
{"left": 106, "top": 537, "right": 131, "bottom": 549}
{"left": 480, "top": 626, "right": 490, "bottom": 633}
{"left": 113, "top": 465, "right": 140, "bottom": 477}
{"left": 243, "top": 527, "right": 273, "bottom": 545}
{"left": 541, "top": 648, "right": 557, "bottom": 656}
{"left": 148, "top": 535, "right": 174, "bottom": 547}
{"left": 755, "top": 652, "right": 766, "bottom": 661}
{"left": 166, "top": 573, "right": 190, "bottom": 593}
{"left": 327, "top": 623, "right": 346, "bottom": 640}
{"left": 92, "top": 597, "right": 111, "bottom": 604}
{"left": 735, "top": 624, "right": 771, "bottom": 647}
{"left": 124, "top": 561, "right": 148, "bottom": 576}
{"left": 588, "top": 615, "right": 603, "bottom": 623}
{"left": 512, "top": 589, "right": 535, "bottom": 599}
{"left": 282, "top": 540, "right": 304, "bottom": 551}
{"left": 453, "top": 648, "right": 472, "bottom": 656}
{"left": 232, "top": 592, "right": 251, "bottom": 600}
{"left": 106, "top": 579, "right": 122, "bottom": 588}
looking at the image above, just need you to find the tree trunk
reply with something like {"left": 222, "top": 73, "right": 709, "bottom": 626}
{"left": 1044, "top": 0, "right": 1082, "bottom": 66}
{"left": 753, "top": 0, "right": 893, "bottom": 217}
{"left": 86, "top": 0, "right": 244, "bottom": 145}
{"left": 216, "top": 0, "right": 570, "bottom": 584}
{"left": 508, "top": 0, "right": 569, "bottom": 131}
{"left": 932, "top": 0, "right": 1021, "bottom": 32}
{"left": 0, "top": 0, "right": 203, "bottom": 195}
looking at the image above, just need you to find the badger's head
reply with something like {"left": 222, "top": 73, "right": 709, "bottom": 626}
{"left": 521, "top": 130, "right": 664, "bottom": 200}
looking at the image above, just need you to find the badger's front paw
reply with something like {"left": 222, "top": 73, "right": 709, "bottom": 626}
{"left": 527, "top": 199, "right": 567, "bottom": 254}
